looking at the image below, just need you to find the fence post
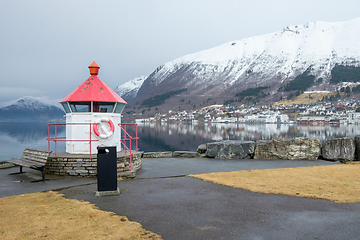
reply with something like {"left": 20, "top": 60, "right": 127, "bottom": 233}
{"left": 47, "top": 124, "right": 50, "bottom": 151}
{"left": 54, "top": 124, "right": 57, "bottom": 157}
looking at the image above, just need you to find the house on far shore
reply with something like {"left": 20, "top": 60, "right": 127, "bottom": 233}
{"left": 297, "top": 116, "right": 330, "bottom": 125}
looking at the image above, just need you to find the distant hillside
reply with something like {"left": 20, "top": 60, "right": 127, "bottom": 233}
{"left": 0, "top": 97, "right": 65, "bottom": 122}
{"left": 122, "top": 18, "right": 360, "bottom": 117}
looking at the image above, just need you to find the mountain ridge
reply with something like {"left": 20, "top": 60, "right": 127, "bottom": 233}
{"left": 118, "top": 18, "right": 359, "bottom": 107}
{"left": 0, "top": 97, "right": 65, "bottom": 122}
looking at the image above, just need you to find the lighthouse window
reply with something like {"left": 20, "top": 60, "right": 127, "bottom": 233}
{"left": 61, "top": 102, "right": 71, "bottom": 113}
{"left": 69, "top": 102, "right": 91, "bottom": 112}
{"left": 115, "top": 103, "right": 125, "bottom": 113}
{"left": 93, "top": 102, "right": 115, "bottom": 113}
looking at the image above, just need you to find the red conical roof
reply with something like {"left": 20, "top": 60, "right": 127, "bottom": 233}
{"left": 60, "top": 62, "right": 127, "bottom": 104}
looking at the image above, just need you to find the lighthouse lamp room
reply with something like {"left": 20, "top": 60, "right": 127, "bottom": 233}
{"left": 45, "top": 62, "right": 141, "bottom": 178}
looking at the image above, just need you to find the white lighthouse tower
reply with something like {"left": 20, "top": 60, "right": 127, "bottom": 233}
{"left": 59, "top": 61, "right": 127, "bottom": 154}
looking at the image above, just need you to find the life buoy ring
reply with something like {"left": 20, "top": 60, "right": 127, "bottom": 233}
{"left": 93, "top": 117, "right": 115, "bottom": 138}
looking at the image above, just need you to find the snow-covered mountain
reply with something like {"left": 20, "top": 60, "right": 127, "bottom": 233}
{"left": 133, "top": 18, "right": 360, "bottom": 106}
{"left": 0, "top": 97, "right": 64, "bottom": 121}
{"left": 114, "top": 76, "right": 147, "bottom": 102}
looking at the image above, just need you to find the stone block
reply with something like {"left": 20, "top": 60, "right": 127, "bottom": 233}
{"left": 73, "top": 167, "right": 85, "bottom": 170}
{"left": 142, "top": 152, "right": 173, "bottom": 158}
{"left": 354, "top": 136, "right": 360, "bottom": 161}
{"left": 117, "top": 163, "right": 125, "bottom": 168}
{"left": 85, "top": 167, "right": 97, "bottom": 170}
{"left": 80, "top": 163, "right": 92, "bottom": 167}
{"left": 253, "top": 138, "right": 321, "bottom": 160}
{"left": 173, "top": 151, "right": 199, "bottom": 158}
{"left": 206, "top": 140, "right": 255, "bottom": 159}
{"left": 118, "top": 172, "right": 136, "bottom": 178}
{"left": 322, "top": 137, "right": 355, "bottom": 162}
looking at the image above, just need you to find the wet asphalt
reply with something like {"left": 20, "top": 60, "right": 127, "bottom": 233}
{"left": 1, "top": 158, "right": 360, "bottom": 240}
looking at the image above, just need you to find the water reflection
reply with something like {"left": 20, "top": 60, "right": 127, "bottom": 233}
{"left": 0, "top": 122, "right": 65, "bottom": 161}
{"left": 1, "top": 121, "right": 359, "bottom": 161}
{"left": 135, "top": 122, "right": 360, "bottom": 152}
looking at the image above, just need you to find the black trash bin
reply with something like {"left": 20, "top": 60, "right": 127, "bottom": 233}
{"left": 96, "top": 146, "right": 119, "bottom": 196}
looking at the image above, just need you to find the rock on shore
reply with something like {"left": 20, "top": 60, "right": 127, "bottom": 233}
{"left": 253, "top": 138, "right": 321, "bottom": 160}
{"left": 205, "top": 140, "right": 255, "bottom": 159}
{"left": 322, "top": 137, "right": 355, "bottom": 161}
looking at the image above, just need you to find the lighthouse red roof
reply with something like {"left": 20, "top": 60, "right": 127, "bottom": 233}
{"left": 88, "top": 61, "right": 100, "bottom": 69}
{"left": 60, "top": 62, "right": 127, "bottom": 104}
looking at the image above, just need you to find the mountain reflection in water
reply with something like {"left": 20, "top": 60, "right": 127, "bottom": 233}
{"left": 1, "top": 121, "right": 359, "bottom": 161}
{"left": 0, "top": 122, "right": 65, "bottom": 161}
{"left": 132, "top": 122, "right": 360, "bottom": 152}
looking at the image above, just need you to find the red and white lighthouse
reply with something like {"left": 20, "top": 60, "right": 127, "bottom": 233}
{"left": 60, "top": 61, "right": 127, "bottom": 154}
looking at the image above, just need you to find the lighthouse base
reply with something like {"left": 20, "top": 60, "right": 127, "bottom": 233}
{"left": 44, "top": 151, "right": 142, "bottom": 178}
{"left": 95, "top": 188, "right": 120, "bottom": 197}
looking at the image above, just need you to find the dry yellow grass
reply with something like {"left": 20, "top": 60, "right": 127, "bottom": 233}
{"left": 275, "top": 84, "right": 360, "bottom": 106}
{"left": 0, "top": 191, "right": 161, "bottom": 240}
{"left": 275, "top": 92, "right": 330, "bottom": 106}
{"left": 189, "top": 163, "right": 360, "bottom": 203}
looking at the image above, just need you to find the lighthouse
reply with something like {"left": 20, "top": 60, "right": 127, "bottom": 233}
{"left": 60, "top": 61, "right": 127, "bottom": 154}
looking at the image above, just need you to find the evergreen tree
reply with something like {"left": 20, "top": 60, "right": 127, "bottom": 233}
{"left": 345, "top": 86, "right": 351, "bottom": 93}
{"left": 335, "top": 91, "right": 341, "bottom": 98}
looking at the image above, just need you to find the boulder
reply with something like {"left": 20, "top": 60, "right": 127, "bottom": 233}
{"left": 253, "top": 138, "right": 321, "bottom": 160}
{"left": 253, "top": 140, "right": 274, "bottom": 159}
{"left": 322, "top": 137, "right": 355, "bottom": 162}
{"left": 206, "top": 140, "right": 255, "bottom": 159}
{"left": 197, "top": 144, "right": 207, "bottom": 154}
{"left": 354, "top": 136, "right": 360, "bottom": 161}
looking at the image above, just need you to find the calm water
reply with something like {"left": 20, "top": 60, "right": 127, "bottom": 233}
{"left": 1, "top": 121, "right": 360, "bottom": 161}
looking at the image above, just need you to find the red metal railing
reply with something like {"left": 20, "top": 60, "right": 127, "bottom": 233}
{"left": 47, "top": 122, "right": 98, "bottom": 157}
{"left": 47, "top": 123, "right": 139, "bottom": 170}
{"left": 119, "top": 123, "right": 139, "bottom": 171}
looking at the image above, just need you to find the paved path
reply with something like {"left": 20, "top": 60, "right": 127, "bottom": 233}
{"left": 136, "top": 157, "right": 343, "bottom": 178}
{"left": 63, "top": 158, "right": 360, "bottom": 240}
{"left": 2, "top": 158, "right": 360, "bottom": 239}
{"left": 0, "top": 165, "right": 96, "bottom": 198}
{"left": 61, "top": 175, "right": 360, "bottom": 240}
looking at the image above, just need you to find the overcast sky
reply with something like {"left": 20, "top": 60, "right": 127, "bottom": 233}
{"left": 1, "top": 0, "right": 360, "bottom": 107}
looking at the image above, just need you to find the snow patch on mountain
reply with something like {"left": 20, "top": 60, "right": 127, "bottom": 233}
{"left": 11, "top": 96, "right": 52, "bottom": 109}
{"left": 114, "top": 76, "right": 147, "bottom": 102}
